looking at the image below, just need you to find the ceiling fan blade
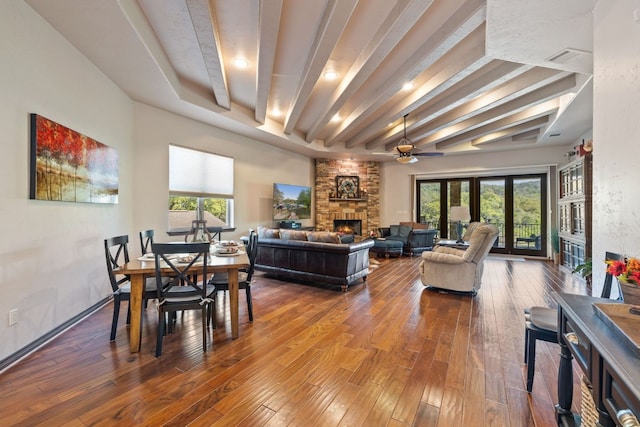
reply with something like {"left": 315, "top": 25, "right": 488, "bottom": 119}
{"left": 413, "top": 152, "right": 444, "bottom": 157}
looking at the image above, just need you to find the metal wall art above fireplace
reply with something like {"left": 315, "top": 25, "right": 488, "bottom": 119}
{"left": 335, "top": 176, "right": 359, "bottom": 199}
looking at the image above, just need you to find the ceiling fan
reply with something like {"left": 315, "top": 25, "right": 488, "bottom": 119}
{"left": 392, "top": 114, "right": 444, "bottom": 163}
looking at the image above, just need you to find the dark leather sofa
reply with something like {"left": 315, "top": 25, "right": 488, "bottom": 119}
{"left": 254, "top": 237, "right": 374, "bottom": 291}
{"left": 378, "top": 224, "right": 438, "bottom": 255}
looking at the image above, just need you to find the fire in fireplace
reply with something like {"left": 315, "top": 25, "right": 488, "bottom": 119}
{"left": 333, "top": 219, "right": 362, "bottom": 235}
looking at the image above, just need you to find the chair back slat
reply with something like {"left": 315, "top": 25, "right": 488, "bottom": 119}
{"left": 104, "top": 235, "right": 130, "bottom": 292}
{"left": 245, "top": 229, "right": 259, "bottom": 282}
{"left": 151, "top": 242, "right": 210, "bottom": 300}
{"left": 139, "top": 229, "right": 154, "bottom": 255}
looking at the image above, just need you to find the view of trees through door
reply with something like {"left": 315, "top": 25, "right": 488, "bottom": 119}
{"left": 417, "top": 174, "right": 547, "bottom": 256}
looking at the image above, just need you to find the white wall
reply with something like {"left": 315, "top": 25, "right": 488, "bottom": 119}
{"left": 0, "top": 1, "right": 134, "bottom": 360}
{"left": 592, "top": 0, "right": 640, "bottom": 297}
{"left": 131, "top": 103, "right": 315, "bottom": 247}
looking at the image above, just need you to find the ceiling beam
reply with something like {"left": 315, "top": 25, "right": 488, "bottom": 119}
{"left": 471, "top": 116, "right": 550, "bottom": 145}
{"left": 282, "top": 0, "right": 358, "bottom": 135}
{"left": 304, "top": 0, "right": 437, "bottom": 142}
{"left": 419, "top": 98, "right": 559, "bottom": 149}
{"left": 433, "top": 75, "right": 576, "bottom": 150}
{"left": 325, "top": 0, "right": 486, "bottom": 147}
{"left": 255, "top": 0, "right": 283, "bottom": 124}
{"left": 380, "top": 68, "right": 571, "bottom": 151}
{"left": 185, "top": 0, "right": 230, "bottom": 109}
{"left": 362, "top": 60, "right": 530, "bottom": 150}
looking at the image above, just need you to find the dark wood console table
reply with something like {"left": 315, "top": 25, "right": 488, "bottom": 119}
{"left": 553, "top": 292, "right": 640, "bottom": 426}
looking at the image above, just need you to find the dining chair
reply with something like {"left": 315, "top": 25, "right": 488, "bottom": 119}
{"left": 208, "top": 229, "right": 258, "bottom": 321}
{"left": 139, "top": 229, "right": 154, "bottom": 255}
{"left": 523, "top": 251, "right": 623, "bottom": 392}
{"left": 104, "top": 235, "right": 157, "bottom": 341}
{"left": 210, "top": 226, "right": 223, "bottom": 242}
{"left": 152, "top": 241, "right": 214, "bottom": 357}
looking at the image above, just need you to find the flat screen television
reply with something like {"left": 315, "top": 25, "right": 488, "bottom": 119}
{"left": 273, "top": 183, "right": 311, "bottom": 221}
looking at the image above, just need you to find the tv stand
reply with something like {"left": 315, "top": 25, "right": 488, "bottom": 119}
{"left": 279, "top": 221, "right": 301, "bottom": 229}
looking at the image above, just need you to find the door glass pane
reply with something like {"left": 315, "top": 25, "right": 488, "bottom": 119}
{"left": 447, "top": 180, "right": 470, "bottom": 240}
{"left": 479, "top": 179, "right": 505, "bottom": 248}
{"left": 418, "top": 182, "right": 441, "bottom": 228}
{"left": 513, "top": 177, "right": 542, "bottom": 249}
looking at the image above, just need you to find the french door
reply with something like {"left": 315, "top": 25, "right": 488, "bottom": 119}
{"left": 417, "top": 174, "right": 547, "bottom": 256}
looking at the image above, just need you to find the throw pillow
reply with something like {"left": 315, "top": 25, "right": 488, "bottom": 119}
{"left": 338, "top": 233, "right": 355, "bottom": 244}
{"left": 389, "top": 225, "right": 400, "bottom": 236}
{"left": 279, "top": 229, "right": 308, "bottom": 241}
{"left": 306, "top": 231, "right": 341, "bottom": 243}
{"left": 257, "top": 226, "right": 280, "bottom": 239}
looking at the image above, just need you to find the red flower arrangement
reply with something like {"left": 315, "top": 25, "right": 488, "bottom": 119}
{"left": 605, "top": 257, "right": 640, "bottom": 285}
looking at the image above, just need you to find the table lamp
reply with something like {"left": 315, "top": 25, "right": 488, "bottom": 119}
{"left": 450, "top": 206, "right": 471, "bottom": 243}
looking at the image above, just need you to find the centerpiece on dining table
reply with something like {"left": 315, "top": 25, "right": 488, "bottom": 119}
{"left": 213, "top": 240, "right": 242, "bottom": 256}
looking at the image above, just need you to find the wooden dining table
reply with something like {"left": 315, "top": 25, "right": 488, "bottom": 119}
{"left": 114, "top": 250, "right": 250, "bottom": 353}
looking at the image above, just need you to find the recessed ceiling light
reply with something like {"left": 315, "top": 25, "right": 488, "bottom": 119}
{"left": 331, "top": 114, "right": 341, "bottom": 122}
{"left": 233, "top": 58, "right": 249, "bottom": 68}
{"left": 324, "top": 71, "right": 338, "bottom": 80}
{"left": 402, "top": 82, "right": 415, "bottom": 90}
{"left": 271, "top": 108, "right": 282, "bottom": 117}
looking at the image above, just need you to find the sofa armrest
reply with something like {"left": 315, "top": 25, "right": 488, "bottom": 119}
{"left": 405, "top": 228, "right": 438, "bottom": 254}
{"left": 378, "top": 227, "right": 391, "bottom": 238}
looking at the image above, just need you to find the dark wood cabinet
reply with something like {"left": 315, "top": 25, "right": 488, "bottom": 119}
{"left": 558, "top": 154, "right": 592, "bottom": 271}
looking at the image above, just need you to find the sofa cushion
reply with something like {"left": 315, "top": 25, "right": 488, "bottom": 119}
{"left": 279, "top": 229, "right": 308, "bottom": 241}
{"left": 257, "top": 226, "right": 280, "bottom": 239}
{"left": 338, "top": 233, "right": 355, "bottom": 243}
{"left": 387, "top": 224, "right": 412, "bottom": 244}
{"left": 398, "top": 225, "right": 412, "bottom": 237}
{"left": 307, "top": 231, "right": 341, "bottom": 243}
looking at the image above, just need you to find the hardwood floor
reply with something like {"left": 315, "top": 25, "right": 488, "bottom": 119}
{"left": 0, "top": 256, "right": 589, "bottom": 426}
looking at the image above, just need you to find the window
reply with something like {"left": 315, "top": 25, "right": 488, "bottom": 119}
{"left": 168, "top": 145, "right": 234, "bottom": 233}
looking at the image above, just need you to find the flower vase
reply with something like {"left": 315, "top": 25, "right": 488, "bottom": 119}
{"left": 618, "top": 279, "right": 640, "bottom": 306}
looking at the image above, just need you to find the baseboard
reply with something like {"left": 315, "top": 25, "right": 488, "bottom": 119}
{"left": 0, "top": 297, "right": 111, "bottom": 374}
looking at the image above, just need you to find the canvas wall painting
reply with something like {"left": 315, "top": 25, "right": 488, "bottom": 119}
{"left": 29, "top": 114, "right": 118, "bottom": 204}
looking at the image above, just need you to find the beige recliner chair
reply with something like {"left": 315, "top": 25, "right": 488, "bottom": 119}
{"left": 419, "top": 223, "right": 499, "bottom": 295}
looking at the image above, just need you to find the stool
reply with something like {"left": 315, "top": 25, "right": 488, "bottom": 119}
{"left": 524, "top": 306, "right": 558, "bottom": 392}
{"left": 372, "top": 238, "right": 403, "bottom": 258}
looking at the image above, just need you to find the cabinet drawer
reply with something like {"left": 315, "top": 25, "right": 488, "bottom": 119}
{"left": 603, "top": 360, "right": 640, "bottom": 426}
{"left": 563, "top": 317, "right": 591, "bottom": 377}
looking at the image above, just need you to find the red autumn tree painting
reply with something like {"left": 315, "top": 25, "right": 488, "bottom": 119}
{"left": 29, "top": 114, "right": 118, "bottom": 203}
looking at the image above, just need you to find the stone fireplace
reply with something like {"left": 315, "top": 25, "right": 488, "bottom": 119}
{"left": 334, "top": 219, "right": 362, "bottom": 235}
{"left": 314, "top": 159, "right": 380, "bottom": 235}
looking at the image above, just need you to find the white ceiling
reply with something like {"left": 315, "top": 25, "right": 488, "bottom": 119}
{"left": 25, "top": 0, "right": 596, "bottom": 162}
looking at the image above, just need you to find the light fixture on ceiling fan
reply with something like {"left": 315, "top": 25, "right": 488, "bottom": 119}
{"left": 396, "top": 151, "right": 418, "bottom": 164}
{"left": 393, "top": 113, "right": 444, "bottom": 163}
{"left": 395, "top": 114, "right": 415, "bottom": 156}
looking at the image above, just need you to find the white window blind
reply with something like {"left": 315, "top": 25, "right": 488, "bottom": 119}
{"left": 169, "top": 145, "right": 234, "bottom": 198}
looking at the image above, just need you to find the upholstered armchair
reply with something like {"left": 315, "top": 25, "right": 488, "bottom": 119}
{"left": 418, "top": 223, "right": 499, "bottom": 294}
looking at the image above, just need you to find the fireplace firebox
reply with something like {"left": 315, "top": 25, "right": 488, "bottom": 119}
{"left": 333, "top": 219, "right": 362, "bottom": 235}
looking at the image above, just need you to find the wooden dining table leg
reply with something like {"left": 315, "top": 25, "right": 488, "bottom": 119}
{"left": 129, "top": 273, "right": 144, "bottom": 353}
{"left": 228, "top": 267, "right": 239, "bottom": 339}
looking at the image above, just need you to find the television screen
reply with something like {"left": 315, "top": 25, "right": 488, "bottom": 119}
{"left": 273, "top": 183, "right": 311, "bottom": 220}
